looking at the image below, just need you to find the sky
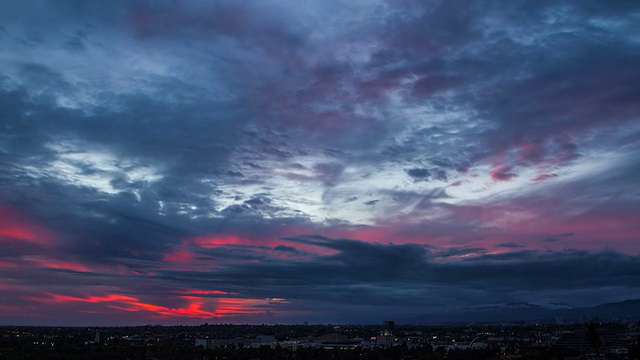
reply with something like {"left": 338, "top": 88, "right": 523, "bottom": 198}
{"left": 1, "top": 0, "right": 640, "bottom": 326}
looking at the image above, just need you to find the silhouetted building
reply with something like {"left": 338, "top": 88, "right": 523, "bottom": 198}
{"left": 376, "top": 330, "right": 395, "bottom": 347}
{"left": 554, "top": 329, "right": 616, "bottom": 353}
{"left": 318, "top": 333, "right": 349, "bottom": 343}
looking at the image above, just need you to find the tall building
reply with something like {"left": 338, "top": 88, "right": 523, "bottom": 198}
{"left": 554, "top": 329, "right": 616, "bottom": 353}
{"left": 376, "top": 330, "right": 395, "bottom": 347}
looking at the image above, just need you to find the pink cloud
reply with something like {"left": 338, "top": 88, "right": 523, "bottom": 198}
{"left": 37, "top": 292, "right": 294, "bottom": 320}
{"left": 0, "top": 205, "right": 54, "bottom": 246}
{"left": 34, "top": 260, "right": 92, "bottom": 272}
{"left": 44, "top": 293, "right": 218, "bottom": 319}
{"left": 489, "top": 163, "right": 517, "bottom": 181}
{"left": 531, "top": 173, "right": 558, "bottom": 182}
{"left": 516, "top": 142, "right": 545, "bottom": 163}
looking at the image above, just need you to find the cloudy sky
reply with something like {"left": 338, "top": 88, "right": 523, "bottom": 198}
{"left": 1, "top": 0, "right": 640, "bottom": 326}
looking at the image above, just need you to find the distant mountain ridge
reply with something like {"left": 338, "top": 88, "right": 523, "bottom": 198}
{"left": 407, "top": 299, "right": 640, "bottom": 324}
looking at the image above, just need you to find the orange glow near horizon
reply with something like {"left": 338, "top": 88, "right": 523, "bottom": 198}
{"left": 40, "top": 292, "right": 290, "bottom": 319}
{"left": 46, "top": 293, "right": 220, "bottom": 318}
{"left": 50, "top": 294, "right": 139, "bottom": 303}
{"left": 193, "top": 235, "right": 247, "bottom": 248}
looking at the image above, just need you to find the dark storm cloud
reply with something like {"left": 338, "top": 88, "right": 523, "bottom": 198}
{"left": 363, "top": 0, "right": 640, "bottom": 171}
{"left": 272, "top": 245, "right": 298, "bottom": 253}
{"left": 406, "top": 167, "right": 431, "bottom": 181}
{"left": 0, "top": 66, "right": 245, "bottom": 173}
{"left": 544, "top": 232, "right": 576, "bottom": 242}
{"left": 475, "top": 36, "right": 638, "bottom": 166}
{"left": 434, "top": 247, "right": 486, "bottom": 258}
{"left": 134, "top": 237, "right": 640, "bottom": 317}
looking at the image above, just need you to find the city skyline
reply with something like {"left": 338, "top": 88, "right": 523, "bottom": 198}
{"left": 1, "top": 0, "right": 640, "bottom": 326}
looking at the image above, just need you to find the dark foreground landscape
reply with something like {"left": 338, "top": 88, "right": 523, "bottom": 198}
{"left": 1, "top": 320, "right": 639, "bottom": 360}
